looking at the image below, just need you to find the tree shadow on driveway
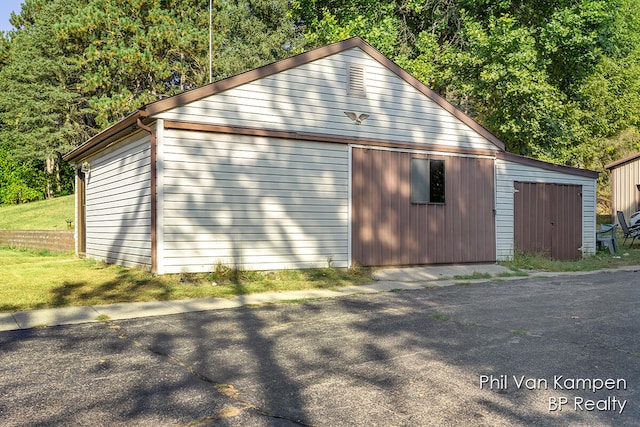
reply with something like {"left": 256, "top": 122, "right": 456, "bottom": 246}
{"left": 0, "top": 273, "right": 638, "bottom": 425}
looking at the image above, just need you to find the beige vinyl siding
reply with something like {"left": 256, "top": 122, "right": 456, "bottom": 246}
{"left": 155, "top": 48, "right": 500, "bottom": 153}
{"left": 84, "top": 132, "right": 152, "bottom": 268}
{"left": 610, "top": 159, "right": 640, "bottom": 221}
{"left": 495, "top": 159, "right": 597, "bottom": 260}
{"left": 161, "top": 129, "right": 349, "bottom": 272}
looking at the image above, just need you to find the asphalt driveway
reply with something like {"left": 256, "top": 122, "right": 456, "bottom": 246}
{"left": 1, "top": 270, "right": 639, "bottom": 426}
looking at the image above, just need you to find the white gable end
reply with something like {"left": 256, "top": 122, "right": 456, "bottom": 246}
{"left": 155, "top": 48, "right": 500, "bottom": 153}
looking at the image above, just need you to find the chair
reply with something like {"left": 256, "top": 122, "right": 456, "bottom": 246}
{"left": 616, "top": 211, "right": 640, "bottom": 246}
{"left": 596, "top": 224, "right": 618, "bottom": 254}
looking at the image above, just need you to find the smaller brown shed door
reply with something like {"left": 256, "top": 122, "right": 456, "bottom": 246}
{"left": 514, "top": 182, "right": 582, "bottom": 260}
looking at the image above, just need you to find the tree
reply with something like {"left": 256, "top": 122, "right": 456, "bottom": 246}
{"left": 0, "top": 0, "right": 301, "bottom": 204}
{"left": 216, "top": 0, "right": 305, "bottom": 76}
{"left": 0, "top": 148, "right": 47, "bottom": 204}
{"left": 449, "top": 12, "right": 580, "bottom": 161}
{"left": 3, "top": 0, "right": 640, "bottom": 208}
{"left": 293, "top": 0, "right": 632, "bottom": 167}
{"left": 58, "top": 0, "right": 210, "bottom": 128}
{"left": 0, "top": 0, "right": 88, "bottom": 199}
{"left": 59, "top": 0, "right": 302, "bottom": 128}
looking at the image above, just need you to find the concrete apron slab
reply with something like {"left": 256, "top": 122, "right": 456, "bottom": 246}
{"left": 372, "top": 263, "right": 512, "bottom": 282}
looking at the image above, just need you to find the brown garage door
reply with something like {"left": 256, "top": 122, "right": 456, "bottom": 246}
{"left": 514, "top": 182, "right": 582, "bottom": 260}
{"left": 351, "top": 148, "right": 496, "bottom": 266}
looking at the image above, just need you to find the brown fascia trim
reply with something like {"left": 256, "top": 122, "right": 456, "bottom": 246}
{"left": 143, "top": 37, "right": 506, "bottom": 152}
{"left": 604, "top": 152, "right": 640, "bottom": 170}
{"left": 163, "top": 120, "right": 501, "bottom": 157}
{"left": 497, "top": 152, "right": 599, "bottom": 179}
{"left": 141, "top": 39, "right": 366, "bottom": 115}
{"left": 63, "top": 111, "right": 151, "bottom": 163}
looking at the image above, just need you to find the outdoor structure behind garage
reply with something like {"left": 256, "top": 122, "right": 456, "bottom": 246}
{"left": 606, "top": 153, "right": 640, "bottom": 221}
{"left": 64, "top": 37, "right": 598, "bottom": 274}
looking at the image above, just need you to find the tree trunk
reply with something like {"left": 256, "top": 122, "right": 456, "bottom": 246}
{"left": 45, "top": 158, "right": 54, "bottom": 199}
{"left": 45, "top": 157, "right": 60, "bottom": 198}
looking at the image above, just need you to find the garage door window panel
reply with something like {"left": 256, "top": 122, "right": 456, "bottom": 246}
{"left": 411, "top": 158, "right": 445, "bottom": 204}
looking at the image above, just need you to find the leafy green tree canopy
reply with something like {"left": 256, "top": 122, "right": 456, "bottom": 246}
{"left": 0, "top": 0, "right": 300, "bottom": 203}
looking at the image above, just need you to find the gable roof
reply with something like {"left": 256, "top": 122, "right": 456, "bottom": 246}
{"left": 62, "top": 36, "right": 596, "bottom": 181}
{"left": 605, "top": 152, "right": 640, "bottom": 170}
{"left": 140, "top": 37, "right": 506, "bottom": 150}
{"left": 499, "top": 152, "right": 598, "bottom": 179}
{"left": 64, "top": 37, "right": 505, "bottom": 162}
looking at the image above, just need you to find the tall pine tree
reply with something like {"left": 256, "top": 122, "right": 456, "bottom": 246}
{"left": 0, "top": 0, "right": 88, "bottom": 201}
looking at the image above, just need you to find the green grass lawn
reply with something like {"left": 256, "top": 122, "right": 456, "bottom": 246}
{"left": 0, "top": 247, "right": 372, "bottom": 312}
{"left": 2, "top": 243, "right": 640, "bottom": 313}
{"left": 501, "top": 244, "right": 640, "bottom": 271}
{"left": 0, "top": 195, "right": 74, "bottom": 230}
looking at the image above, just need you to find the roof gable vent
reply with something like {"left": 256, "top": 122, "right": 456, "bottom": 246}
{"left": 347, "top": 64, "right": 366, "bottom": 97}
